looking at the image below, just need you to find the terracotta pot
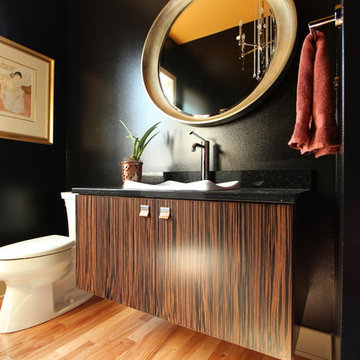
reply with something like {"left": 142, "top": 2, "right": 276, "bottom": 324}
{"left": 121, "top": 160, "right": 143, "bottom": 184}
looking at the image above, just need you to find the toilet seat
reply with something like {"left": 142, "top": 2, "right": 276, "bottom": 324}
{"left": 0, "top": 235, "right": 75, "bottom": 260}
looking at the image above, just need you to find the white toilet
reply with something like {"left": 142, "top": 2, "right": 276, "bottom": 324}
{"left": 0, "top": 192, "right": 92, "bottom": 333}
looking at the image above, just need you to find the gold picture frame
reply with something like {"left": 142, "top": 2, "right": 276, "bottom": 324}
{"left": 0, "top": 36, "right": 54, "bottom": 144}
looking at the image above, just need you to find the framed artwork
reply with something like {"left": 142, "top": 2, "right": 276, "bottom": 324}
{"left": 0, "top": 36, "right": 54, "bottom": 145}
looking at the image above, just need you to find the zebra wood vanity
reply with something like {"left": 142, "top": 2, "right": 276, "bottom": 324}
{"left": 73, "top": 187, "right": 308, "bottom": 360}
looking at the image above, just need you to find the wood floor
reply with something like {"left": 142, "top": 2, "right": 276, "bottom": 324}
{"left": 0, "top": 296, "right": 309, "bottom": 360}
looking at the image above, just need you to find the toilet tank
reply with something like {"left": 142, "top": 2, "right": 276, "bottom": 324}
{"left": 61, "top": 192, "right": 77, "bottom": 241}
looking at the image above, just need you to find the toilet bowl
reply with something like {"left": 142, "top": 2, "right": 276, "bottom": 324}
{"left": 0, "top": 192, "right": 92, "bottom": 333}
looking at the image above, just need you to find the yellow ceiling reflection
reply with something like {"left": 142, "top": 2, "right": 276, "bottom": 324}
{"left": 169, "top": 0, "right": 272, "bottom": 44}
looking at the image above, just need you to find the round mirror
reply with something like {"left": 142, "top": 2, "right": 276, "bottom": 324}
{"left": 142, "top": 0, "right": 297, "bottom": 125}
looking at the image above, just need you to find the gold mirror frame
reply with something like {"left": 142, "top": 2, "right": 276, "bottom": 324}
{"left": 142, "top": 0, "right": 297, "bottom": 126}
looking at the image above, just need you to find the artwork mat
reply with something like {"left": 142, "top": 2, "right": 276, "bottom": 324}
{"left": 0, "top": 36, "right": 54, "bottom": 144}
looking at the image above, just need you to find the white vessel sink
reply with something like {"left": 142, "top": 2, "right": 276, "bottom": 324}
{"left": 122, "top": 180, "right": 241, "bottom": 191}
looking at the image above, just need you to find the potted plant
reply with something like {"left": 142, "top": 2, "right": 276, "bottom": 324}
{"left": 119, "top": 120, "right": 160, "bottom": 183}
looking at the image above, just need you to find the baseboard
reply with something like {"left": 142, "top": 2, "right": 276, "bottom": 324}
{"left": 295, "top": 327, "right": 333, "bottom": 360}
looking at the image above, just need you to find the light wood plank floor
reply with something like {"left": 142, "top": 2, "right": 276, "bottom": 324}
{"left": 0, "top": 296, "right": 309, "bottom": 360}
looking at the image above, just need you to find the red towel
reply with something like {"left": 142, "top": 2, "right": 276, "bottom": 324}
{"left": 288, "top": 30, "right": 340, "bottom": 157}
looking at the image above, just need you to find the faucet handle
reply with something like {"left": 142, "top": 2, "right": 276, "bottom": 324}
{"left": 189, "top": 131, "right": 206, "bottom": 142}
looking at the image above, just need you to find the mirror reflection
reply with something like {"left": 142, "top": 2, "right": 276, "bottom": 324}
{"left": 159, "top": 0, "right": 276, "bottom": 117}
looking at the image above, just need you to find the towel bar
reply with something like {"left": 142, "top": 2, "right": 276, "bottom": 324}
{"left": 308, "top": 4, "right": 343, "bottom": 40}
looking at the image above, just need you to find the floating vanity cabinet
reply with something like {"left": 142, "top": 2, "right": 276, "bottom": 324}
{"left": 76, "top": 194, "right": 299, "bottom": 360}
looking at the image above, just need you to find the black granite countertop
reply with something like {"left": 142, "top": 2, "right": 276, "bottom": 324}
{"left": 72, "top": 170, "right": 311, "bottom": 204}
{"left": 72, "top": 187, "right": 310, "bottom": 204}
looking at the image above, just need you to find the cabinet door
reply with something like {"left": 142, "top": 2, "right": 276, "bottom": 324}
{"left": 76, "top": 195, "right": 156, "bottom": 314}
{"left": 155, "top": 199, "right": 294, "bottom": 360}
{"left": 76, "top": 195, "right": 110, "bottom": 296}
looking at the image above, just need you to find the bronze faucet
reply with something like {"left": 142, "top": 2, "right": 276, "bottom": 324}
{"left": 190, "top": 131, "right": 210, "bottom": 181}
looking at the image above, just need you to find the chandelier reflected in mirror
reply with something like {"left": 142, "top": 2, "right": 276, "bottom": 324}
{"left": 236, "top": 0, "right": 276, "bottom": 81}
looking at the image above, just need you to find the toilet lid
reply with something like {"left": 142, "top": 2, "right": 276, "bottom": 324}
{"left": 0, "top": 235, "right": 75, "bottom": 260}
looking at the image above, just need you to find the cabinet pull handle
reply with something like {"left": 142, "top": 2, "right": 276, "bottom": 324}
{"left": 159, "top": 207, "right": 171, "bottom": 219}
{"left": 139, "top": 205, "right": 150, "bottom": 217}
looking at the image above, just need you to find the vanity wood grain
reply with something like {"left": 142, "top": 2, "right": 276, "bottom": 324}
{"left": 76, "top": 195, "right": 295, "bottom": 360}
{"left": 77, "top": 196, "right": 155, "bottom": 314}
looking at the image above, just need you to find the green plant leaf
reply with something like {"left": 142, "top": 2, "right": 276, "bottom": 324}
{"left": 135, "top": 132, "right": 159, "bottom": 159}
{"left": 132, "top": 137, "right": 140, "bottom": 160}
{"left": 141, "top": 131, "right": 159, "bottom": 154}
{"left": 119, "top": 120, "right": 136, "bottom": 144}
{"left": 119, "top": 120, "right": 160, "bottom": 160}
{"left": 137, "top": 122, "right": 160, "bottom": 149}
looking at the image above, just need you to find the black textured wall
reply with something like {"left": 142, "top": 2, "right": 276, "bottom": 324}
{"left": 0, "top": 1, "right": 68, "bottom": 245}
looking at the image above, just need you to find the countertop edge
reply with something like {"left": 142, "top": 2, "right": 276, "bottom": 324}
{"left": 72, "top": 187, "right": 311, "bottom": 204}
